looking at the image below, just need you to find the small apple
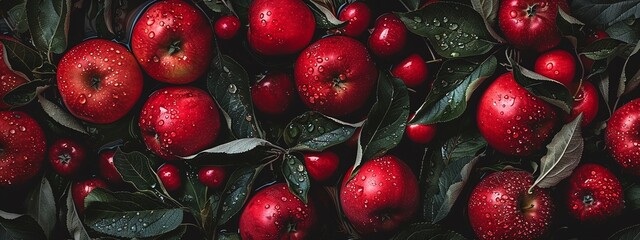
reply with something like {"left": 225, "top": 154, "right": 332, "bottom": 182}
{"left": 294, "top": 36, "right": 378, "bottom": 117}
{"left": 48, "top": 139, "right": 86, "bottom": 178}
{"left": 57, "top": 39, "right": 143, "bottom": 124}
{"left": 340, "top": 155, "right": 419, "bottom": 236}
{"left": 391, "top": 54, "right": 429, "bottom": 88}
{"left": 406, "top": 122, "right": 437, "bottom": 145}
{"left": 337, "top": 2, "right": 372, "bottom": 37}
{"left": 131, "top": 0, "right": 214, "bottom": 84}
{"left": 251, "top": 72, "right": 295, "bottom": 115}
{"left": 0, "top": 111, "right": 46, "bottom": 187}
{"left": 368, "top": 13, "right": 407, "bottom": 58}
{"left": 566, "top": 81, "right": 599, "bottom": 127}
{"left": 247, "top": 0, "right": 315, "bottom": 55}
{"left": 98, "top": 150, "right": 124, "bottom": 185}
{"left": 605, "top": 98, "right": 640, "bottom": 176}
{"left": 468, "top": 170, "right": 554, "bottom": 240}
{"left": 239, "top": 183, "right": 317, "bottom": 239}
{"left": 72, "top": 178, "right": 107, "bottom": 213}
{"left": 566, "top": 163, "right": 624, "bottom": 222}
{"left": 498, "top": 0, "right": 569, "bottom": 52}
{"left": 303, "top": 151, "right": 340, "bottom": 183}
{"left": 214, "top": 15, "right": 241, "bottom": 40}
{"left": 0, "top": 38, "right": 29, "bottom": 110}
{"left": 157, "top": 163, "right": 181, "bottom": 192}
{"left": 534, "top": 49, "right": 577, "bottom": 87}
{"left": 139, "top": 86, "right": 221, "bottom": 160}
{"left": 197, "top": 166, "right": 226, "bottom": 189}
{"left": 477, "top": 72, "right": 559, "bottom": 156}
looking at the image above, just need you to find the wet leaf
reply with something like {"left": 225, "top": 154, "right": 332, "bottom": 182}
{"left": 426, "top": 155, "right": 480, "bottom": 223}
{"left": 37, "top": 94, "right": 88, "bottom": 134}
{"left": 113, "top": 149, "right": 168, "bottom": 195}
{"left": 618, "top": 40, "right": 640, "bottom": 96}
{"left": 0, "top": 37, "right": 43, "bottom": 77}
{"left": 570, "top": 0, "right": 640, "bottom": 27}
{"left": 218, "top": 165, "right": 264, "bottom": 225}
{"left": 606, "top": 20, "right": 640, "bottom": 44}
{"left": 178, "top": 165, "right": 208, "bottom": 225}
{"left": 26, "top": 176, "right": 56, "bottom": 239}
{"left": 284, "top": 111, "right": 359, "bottom": 152}
{"left": 470, "top": 0, "right": 504, "bottom": 42}
{"left": 2, "top": 1, "right": 29, "bottom": 34}
{"left": 581, "top": 38, "right": 630, "bottom": 60}
{"left": 282, "top": 153, "right": 310, "bottom": 204}
{"left": 26, "top": 0, "right": 71, "bottom": 54}
{"left": 390, "top": 222, "right": 467, "bottom": 240}
{"left": 65, "top": 186, "right": 90, "bottom": 240}
{"left": 400, "top": 0, "right": 421, "bottom": 11}
{"left": 0, "top": 210, "right": 46, "bottom": 240}
{"left": 508, "top": 56, "right": 573, "bottom": 113}
{"left": 3, "top": 80, "right": 49, "bottom": 107}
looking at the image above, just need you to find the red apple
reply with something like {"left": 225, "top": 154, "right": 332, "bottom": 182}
{"left": 477, "top": 72, "right": 559, "bottom": 156}
{"left": 368, "top": 13, "right": 407, "bottom": 58}
{"left": 0, "top": 111, "right": 46, "bottom": 187}
{"left": 566, "top": 163, "right": 624, "bottom": 222}
{"left": 303, "top": 151, "right": 340, "bottom": 183}
{"left": 340, "top": 155, "right": 419, "bottom": 236}
{"left": 0, "top": 38, "right": 29, "bottom": 110}
{"left": 294, "top": 36, "right": 378, "bottom": 117}
{"left": 406, "top": 123, "right": 437, "bottom": 145}
{"left": 247, "top": 0, "right": 315, "bottom": 55}
{"left": 157, "top": 163, "right": 181, "bottom": 192}
{"left": 391, "top": 54, "right": 429, "bottom": 88}
{"left": 337, "top": 2, "right": 372, "bottom": 37}
{"left": 566, "top": 81, "right": 599, "bottom": 127}
{"left": 239, "top": 183, "right": 317, "bottom": 239}
{"left": 48, "top": 139, "right": 86, "bottom": 178}
{"left": 57, "top": 39, "right": 143, "bottom": 124}
{"left": 251, "top": 72, "right": 295, "bottom": 115}
{"left": 585, "top": 29, "right": 609, "bottom": 46}
{"left": 72, "top": 178, "right": 107, "bottom": 213}
{"left": 498, "top": 0, "right": 569, "bottom": 52}
{"left": 131, "top": 0, "right": 214, "bottom": 84}
{"left": 139, "top": 86, "right": 221, "bottom": 160}
{"left": 468, "top": 171, "right": 554, "bottom": 240}
{"left": 98, "top": 150, "right": 124, "bottom": 185}
{"left": 214, "top": 15, "right": 241, "bottom": 40}
{"left": 534, "top": 49, "right": 577, "bottom": 87}
{"left": 605, "top": 98, "right": 640, "bottom": 176}
{"left": 197, "top": 166, "right": 226, "bottom": 189}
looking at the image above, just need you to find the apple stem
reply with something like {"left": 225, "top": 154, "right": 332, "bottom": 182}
{"left": 91, "top": 76, "right": 101, "bottom": 89}
{"left": 58, "top": 153, "right": 71, "bottom": 164}
{"left": 526, "top": 4, "right": 538, "bottom": 17}
{"left": 168, "top": 41, "right": 182, "bottom": 55}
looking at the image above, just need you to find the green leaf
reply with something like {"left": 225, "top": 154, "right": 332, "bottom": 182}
{"left": 570, "top": 0, "right": 640, "bottom": 27}
{"left": 606, "top": 20, "right": 640, "bottom": 44}
{"left": 178, "top": 166, "right": 208, "bottom": 225}
{"left": 218, "top": 232, "right": 242, "bottom": 240}
{"left": 203, "top": 0, "right": 231, "bottom": 13}
{"left": 206, "top": 55, "right": 262, "bottom": 139}
{"left": 146, "top": 225, "right": 187, "bottom": 240}
{"left": 182, "top": 138, "right": 276, "bottom": 160}
{"left": 113, "top": 149, "right": 169, "bottom": 195}
{"left": 230, "top": 0, "right": 251, "bottom": 24}
{"left": 582, "top": 38, "right": 630, "bottom": 60}
{"left": 442, "top": 132, "right": 487, "bottom": 163}
{"left": 400, "top": 0, "right": 421, "bottom": 11}
{"left": 508, "top": 56, "right": 573, "bottom": 113}
{"left": 282, "top": 154, "right": 311, "bottom": 204}
{"left": 284, "top": 111, "right": 359, "bottom": 152}
{"left": 0, "top": 210, "right": 46, "bottom": 240}
{"left": 37, "top": 94, "right": 88, "bottom": 134}
{"left": 411, "top": 55, "right": 497, "bottom": 125}
{"left": 305, "top": 0, "right": 346, "bottom": 29}
{"left": 181, "top": 138, "right": 282, "bottom": 166}
{"left": 26, "top": 0, "right": 71, "bottom": 54}
{"left": 3, "top": 79, "right": 49, "bottom": 107}
{"left": 205, "top": 193, "right": 221, "bottom": 239}
{"left": 397, "top": 2, "right": 498, "bottom": 58}
{"left": 3, "top": 1, "right": 29, "bottom": 34}
{"left": 618, "top": 40, "right": 640, "bottom": 96}
{"left": 529, "top": 115, "right": 583, "bottom": 191}
{"left": 65, "top": 186, "right": 90, "bottom": 240}
{"left": 218, "top": 165, "right": 264, "bottom": 225}
{"left": 556, "top": 8, "right": 586, "bottom": 47}
{"left": 84, "top": 189, "right": 183, "bottom": 239}
{"left": 355, "top": 72, "right": 410, "bottom": 169}
{"left": 426, "top": 155, "right": 480, "bottom": 223}
{"left": 0, "top": 38, "right": 43, "bottom": 77}
{"left": 470, "top": 0, "right": 504, "bottom": 42}
{"left": 390, "top": 222, "right": 467, "bottom": 240}
{"left": 26, "top": 176, "right": 56, "bottom": 239}
{"left": 625, "top": 184, "right": 640, "bottom": 211}
{"left": 608, "top": 224, "right": 640, "bottom": 240}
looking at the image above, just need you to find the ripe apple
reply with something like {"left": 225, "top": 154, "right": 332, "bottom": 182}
{"left": 247, "top": 0, "right": 315, "bottom": 55}
{"left": 340, "top": 155, "right": 419, "bottom": 236}
{"left": 477, "top": 72, "right": 559, "bottom": 156}
{"left": 498, "top": 0, "right": 569, "bottom": 52}
{"left": 48, "top": 139, "right": 86, "bottom": 178}
{"left": 566, "top": 163, "right": 623, "bottom": 222}
{"left": 468, "top": 171, "right": 554, "bottom": 240}
{"left": 157, "top": 163, "right": 181, "bottom": 192}
{"left": 391, "top": 54, "right": 429, "bottom": 88}
{"left": 197, "top": 166, "right": 226, "bottom": 189}
{"left": 294, "top": 36, "right": 378, "bottom": 117}
{"left": 566, "top": 81, "right": 599, "bottom": 127}
{"left": 0, "top": 38, "right": 29, "bottom": 110}
{"left": 337, "top": 2, "right": 372, "bottom": 37}
{"left": 534, "top": 49, "right": 577, "bottom": 87}
{"left": 406, "top": 123, "right": 437, "bottom": 145}
{"left": 303, "top": 151, "right": 340, "bottom": 183}
{"left": 98, "top": 150, "right": 124, "bottom": 185}
{"left": 139, "top": 86, "right": 221, "bottom": 160}
{"left": 0, "top": 111, "right": 46, "bottom": 187}
{"left": 72, "top": 178, "right": 107, "bottom": 213}
{"left": 605, "top": 98, "right": 640, "bottom": 176}
{"left": 214, "top": 15, "right": 241, "bottom": 40}
{"left": 368, "top": 13, "right": 407, "bottom": 58}
{"left": 239, "top": 183, "right": 317, "bottom": 239}
{"left": 251, "top": 72, "right": 295, "bottom": 115}
{"left": 131, "top": 0, "right": 214, "bottom": 84}
{"left": 57, "top": 39, "right": 143, "bottom": 124}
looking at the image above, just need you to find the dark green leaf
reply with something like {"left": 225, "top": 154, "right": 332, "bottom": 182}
{"left": 182, "top": 138, "right": 276, "bottom": 160}
{"left": 508, "top": 56, "right": 573, "bottom": 113}
{"left": 26, "top": 0, "right": 71, "bottom": 54}
{"left": 282, "top": 154, "right": 311, "bottom": 204}
{"left": 442, "top": 132, "right": 487, "bottom": 162}
{"left": 38, "top": 94, "right": 89, "bottom": 134}
{"left": 400, "top": 0, "right": 421, "bottom": 11}
{"left": 625, "top": 184, "right": 640, "bottom": 211}
{"left": 425, "top": 155, "right": 479, "bottom": 222}
{"left": 582, "top": 38, "right": 630, "bottom": 60}
{"left": 0, "top": 38, "right": 43, "bottom": 77}
{"left": 556, "top": 8, "right": 586, "bottom": 46}
{"left": 179, "top": 166, "right": 208, "bottom": 226}
{"left": 355, "top": 72, "right": 410, "bottom": 169}
{"left": 85, "top": 0, "right": 115, "bottom": 39}
{"left": 181, "top": 138, "right": 282, "bottom": 166}
{"left": 205, "top": 193, "right": 221, "bottom": 239}
{"left": 305, "top": 0, "right": 346, "bottom": 29}
{"left": 113, "top": 149, "right": 169, "bottom": 195}
{"left": 65, "top": 186, "right": 90, "bottom": 240}
{"left": 0, "top": 210, "right": 46, "bottom": 240}
{"left": 3, "top": 1, "right": 29, "bottom": 34}
{"left": 84, "top": 189, "right": 183, "bottom": 239}
{"left": 218, "top": 165, "right": 264, "bottom": 225}
{"left": 570, "top": 0, "right": 640, "bottom": 27}
{"left": 606, "top": 20, "right": 640, "bottom": 44}
{"left": 230, "top": 0, "right": 251, "bottom": 24}
{"left": 203, "top": 0, "right": 231, "bottom": 13}
{"left": 608, "top": 224, "right": 640, "bottom": 240}
{"left": 618, "top": 41, "right": 640, "bottom": 96}
{"left": 145, "top": 225, "right": 187, "bottom": 240}
{"left": 284, "top": 111, "right": 358, "bottom": 152}
{"left": 470, "top": 0, "right": 504, "bottom": 42}
{"left": 26, "top": 176, "right": 55, "bottom": 239}
{"left": 206, "top": 55, "right": 262, "bottom": 139}
{"left": 411, "top": 55, "right": 497, "bottom": 125}
{"left": 218, "top": 232, "right": 241, "bottom": 240}
{"left": 390, "top": 222, "right": 467, "bottom": 240}
{"left": 3, "top": 79, "right": 49, "bottom": 107}
{"left": 397, "top": 2, "right": 498, "bottom": 58}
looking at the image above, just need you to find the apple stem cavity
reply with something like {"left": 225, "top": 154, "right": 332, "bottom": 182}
{"left": 582, "top": 194, "right": 595, "bottom": 205}
{"left": 168, "top": 40, "right": 182, "bottom": 55}
{"left": 526, "top": 4, "right": 539, "bottom": 17}
{"left": 58, "top": 153, "right": 72, "bottom": 164}
{"left": 91, "top": 76, "right": 101, "bottom": 89}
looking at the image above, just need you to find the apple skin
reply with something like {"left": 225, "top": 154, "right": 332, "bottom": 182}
{"left": 239, "top": 183, "right": 317, "bottom": 240}
{"left": 72, "top": 178, "right": 107, "bottom": 213}
{"left": 157, "top": 163, "right": 181, "bottom": 192}
{"left": 406, "top": 123, "right": 437, "bottom": 145}
{"left": 197, "top": 166, "right": 226, "bottom": 189}
{"left": 566, "top": 163, "right": 624, "bottom": 222}
{"left": 57, "top": 39, "right": 143, "bottom": 124}
{"left": 98, "top": 151, "right": 124, "bottom": 185}
{"left": 48, "top": 139, "right": 86, "bottom": 178}
{"left": 251, "top": 72, "right": 295, "bottom": 115}
{"left": 303, "top": 151, "right": 340, "bottom": 183}
{"left": 139, "top": 86, "right": 221, "bottom": 160}
{"left": 477, "top": 72, "right": 559, "bottom": 156}
{"left": 468, "top": 171, "right": 554, "bottom": 240}
{"left": 0, "top": 38, "right": 29, "bottom": 110}
{"left": 605, "top": 98, "right": 640, "bottom": 176}
{"left": 337, "top": 2, "right": 372, "bottom": 37}
{"left": 214, "top": 15, "right": 241, "bottom": 40}
{"left": 294, "top": 36, "right": 378, "bottom": 117}
{"left": 247, "top": 0, "right": 315, "bottom": 55}
{"left": 391, "top": 54, "right": 429, "bottom": 88}
{"left": 340, "top": 155, "right": 419, "bottom": 236}
{"left": 534, "top": 49, "right": 576, "bottom": 87}
{"left": 368, "top": 13, "right": 407, "bottom": 58}
{"left": 131, "top": 0, "right": 214, "bottom": 84}
{"left": 0, "top": 111, "right": 46, "bottom": 187}
{"left": 498, "top": 0, "right": 569, "bottom": 52}
{"left": 566, "top": 81, "right": 599, "bottom": 127}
